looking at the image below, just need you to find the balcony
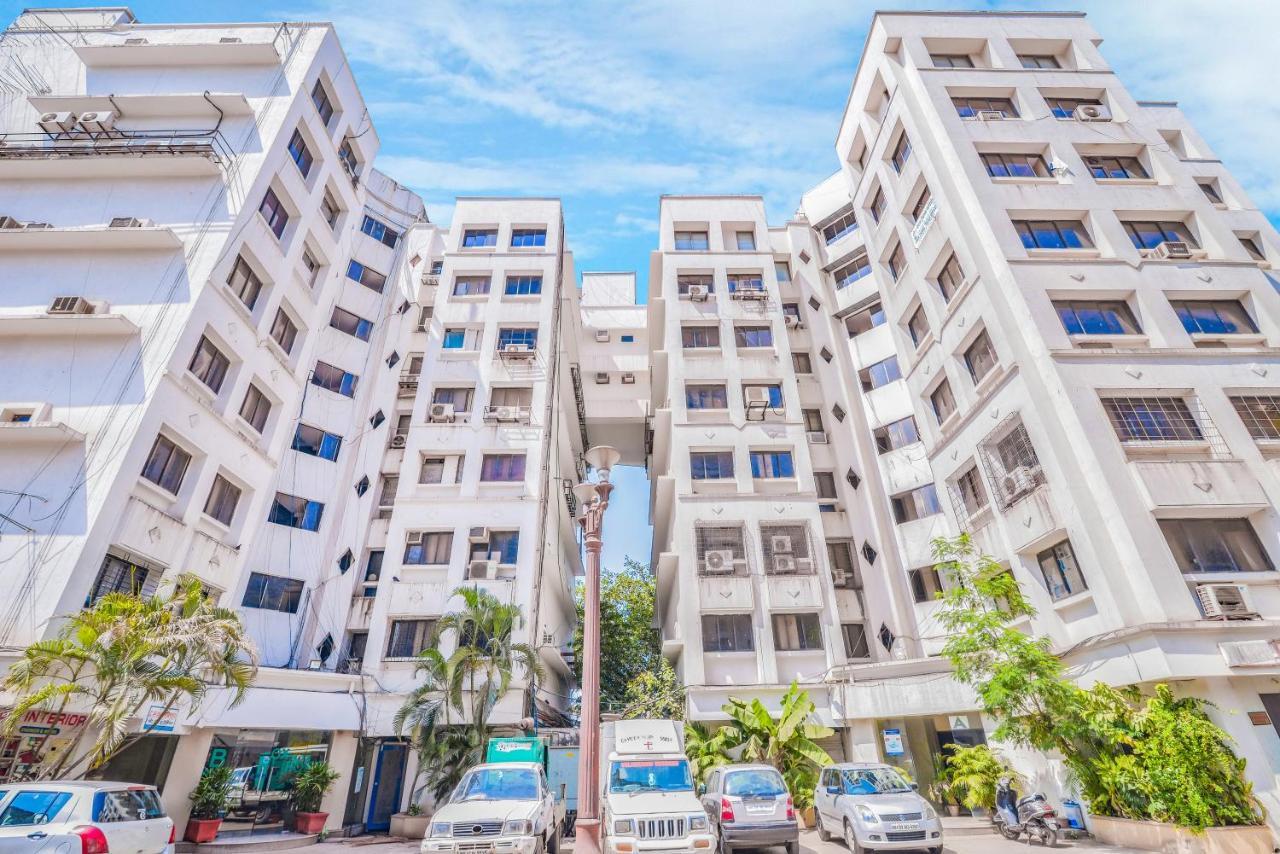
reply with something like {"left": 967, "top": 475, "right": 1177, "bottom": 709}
{"left": 187, "top": 529, "right": 241, "bottom": 591}
{"left": 1131, "top": 459, "right": 1268, "bottom": 516}
{"left": 0, "top": 130, "right": 232, "bottom": 178}
{"left": 114, "top": 495, "right": 187, "bottom": 567}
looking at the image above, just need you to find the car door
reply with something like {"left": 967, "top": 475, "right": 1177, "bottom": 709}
{"left": 0, "top": 788, "right": 79, "bottom": 854}
{"left": 816, "top": 769, "right": 838, "bottom": 825}
{"left": 94, "top": 788, "right": 173, "bottom": 854}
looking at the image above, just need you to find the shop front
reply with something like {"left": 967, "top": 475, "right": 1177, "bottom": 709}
{"left": 201, "top": 729, "right": 333, "bottom": 836}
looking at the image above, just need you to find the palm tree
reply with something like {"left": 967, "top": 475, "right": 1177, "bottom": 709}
{"left": 3, "top": 574, "right": 257, "bottom": 779}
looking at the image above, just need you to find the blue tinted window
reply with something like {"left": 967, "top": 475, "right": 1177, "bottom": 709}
{"left": 510, "top": 229, "right": 546, "bottom": 248}
{"left": 360, "top": 215, "right": 400, "bottom": 248}
{"left": 0, "top": 791, "right": 71, "bottom": 826}
{"left": 504, "top": 275, "right": 543, "bottom": 296}
{"left": 750, "top": 451, "right": 794, "bottom": 479}
{"left": 293, "top": 424, "right": 342, "bottom": 461}
{"left": 690, "top": 452, "right": 734, "bottom": 480}
{"left": 498, "top": 328, "right": 538, "bottom": 348}
{"left": 620, "top": 335, "right": 635, "bottom": 343}
{"left": 489, "top": 531, "right": 520, "bottom": 564}
{"left": 442, "top": 329, "right": 467, "bottom": 349}
{"left": 462, "top": 229, "right": 497, "bottom": 247}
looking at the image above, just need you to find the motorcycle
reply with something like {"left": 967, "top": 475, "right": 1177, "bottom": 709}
{"left": 993, "top": 777, "right": 1059, "bottom": 847}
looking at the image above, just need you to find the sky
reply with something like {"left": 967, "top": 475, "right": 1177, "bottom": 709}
{"left": 8, "top": 0, "right": 1280, "bottom": 571}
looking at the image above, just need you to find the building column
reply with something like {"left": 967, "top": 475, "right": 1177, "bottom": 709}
{"left": 321, "top": 731, "right": 360, "bottom": 831}
{"left": 161, "top": 728, "right": 214, "bottom": 831}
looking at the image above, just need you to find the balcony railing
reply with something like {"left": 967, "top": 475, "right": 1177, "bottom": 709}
{"left": 0, "top": 129, "right": 234, "bottom": 166}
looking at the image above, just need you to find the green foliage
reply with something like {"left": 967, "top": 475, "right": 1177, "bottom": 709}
{"left": 2, "top": 575, "right": 257, "bottom": 780}
{"left": 943, "top": 744, "right": 1017, "bottom": 811}
{"left": 621, "top": 659, "right": 685, "bottom": 720}
{"left": 405, "top": 802, "right": 423, "bottom": 817}
{"left": 189, "top": 766, "right": 234, "bottom": 820}
{"left": 932, "top": 533, "right": 1262, "bottom": 831}
{"left": 684, "top": 722, "right": 732, "bottom": 784}
{"left": 291, "top": 761, "right": 340, "bottom": 814}
{"left": 573, "top": 558, "right": 660, "bottom": 711}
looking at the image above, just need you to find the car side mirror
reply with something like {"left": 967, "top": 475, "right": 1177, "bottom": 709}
{"left": 825, "top": 786, "right": 840, "bottom": 795}
{"left": 697, "top": 784, "right": 706, "bottom": 795}
{"left": 909, "top": 782, "right": 919, "bottom": 791}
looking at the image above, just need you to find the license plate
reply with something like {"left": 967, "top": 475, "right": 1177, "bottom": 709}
{"left": 889, "top": 823, "right": 919, "bottom": 832}
{"left": 747, "top": 804, "right": 774, "bottom": 813}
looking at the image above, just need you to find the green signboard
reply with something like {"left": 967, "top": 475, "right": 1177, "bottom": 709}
{"left": 486, "top": 737, "right": 546, "bottom": 766}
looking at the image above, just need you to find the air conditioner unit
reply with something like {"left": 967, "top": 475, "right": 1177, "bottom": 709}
{"left": 501, "top": 343, "right": 534, "bottom": 360}
{"left": 48, "top": 296, "right": 92, "bottom": 315}
{"left": 595, "top": 329, "right": 610, "bottom": 342}
{"left": 687, "top": 284, "right": 709, "bottom": 301}
{"left": 37, "top": 111, "right": 77, "bottom": 134}
{"left": 77, "top": 111, "right": 117, "bottom": 133}
{"left": 621, "top": 372, "right": 636, "bottom": 385}
{"left": 428, "top": 402, "right": 456, "bottom": 423}
{"left": 794, "top": 558, "right": 814, "bottom": 573}
{"left": 389, "top": 434, "right": 407, "bottom": 449}
{"left": 744, "top": 386, "right": 772, "bottom": 406}
{"left": 1153, "top": 240, "right": 1193, "bottom": 260}
{"left": 771, "top": 555, "right": 797, "bottom": 574}
{"left": 770, "top": 535, "right": 794, "bottom": 554}
{"left": 405, "top": 532, "right": 423, "bottom": 545}
{"left": 976, "top": 110, "right": 1006, "bottom": 121}
{"left": 422, "top": 274, "right": 439, "bottom": 287}
{"left": 108, "top": 216, "right": 150, "bottom": 228}
{"left": 733, "top": 285, "right": 767, "bottom": 301}
{"left": 1196, "top": 583, "right": 1257, "bottom": 620}
{"left": 468, "top": 559, "right": 497, "bottom": 580}
{"left": 1220, "top": 640, "right": 1280, "bottom": 667}
{"left": 703, "top": 550, "right": 736, "bottom": 574}
{"left": 24, "top": 222, "right": 52, "bottom": 230}
{"left": 0, "top": 216, "right": 21, "bottom": 229}
{"left": 468, "top": 526, "right": 490, "bottom": 543}
{"left": 807, "top": 431, "right": 828, "bottom": 444}
{"left": 784, "top": 315, "right": 802, "bottom": 328}
{"left": 1074, "top": 104, "right": 1112, "bottom": 122}
{"left": 219, "top": 36, "right": 243, "bottom": 44}
{"left": 595, "top": 372, "right": 610, "bottom": 384}
{"left": 491, "top": 405, "right": 523, "bottom": 422}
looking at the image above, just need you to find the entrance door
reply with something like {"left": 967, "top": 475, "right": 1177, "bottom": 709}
{"left": 366, "top": 742, "right": 408, "bottom": 832}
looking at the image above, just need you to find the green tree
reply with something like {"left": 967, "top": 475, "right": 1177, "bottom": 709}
{"left": 943, "top": 744, "right": 1017, "bottom": 811}
{"left": 684, "top": 722, "right": 732, "bottom": 784}
{"left": 2, "top": 575, "right": 257, "bottom": 780}
{"left": 572, "top": 557, "right": 659, "bottom": 711}
{"left": 621, "top": 659, "right": 685, "bottom": 720}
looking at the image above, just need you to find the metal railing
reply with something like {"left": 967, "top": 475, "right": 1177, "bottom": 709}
{"left": 0, "top": 129, "right": 234, "bottom": 165}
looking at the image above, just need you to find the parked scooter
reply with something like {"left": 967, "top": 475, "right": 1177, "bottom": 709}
{"left": 993, "top": 777, "right": 1059, "bottom": 847}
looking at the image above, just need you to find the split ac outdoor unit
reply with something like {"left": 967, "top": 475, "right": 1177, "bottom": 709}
{"left": 784, "top": 315, "right": 802, "bottom": 328}
{"left": 595, "top": 372, "right": 610, "bottom": 384}
{"left": 770, "top": 535, "right": 794, "bottom": 554}
{"left": 771, "top": 555, "right": 797, "bottom": 574}
{"left": 501, "top": 343, "right": 534, "bottom": 360}
{"left": 109, "top": 216, "right": 150, "bottom": 228}
{"left": 491, "top": 406, "right": 523, "bottom": 422}
{"left": 77, "top": 111, "right": 117, "bottom": 133}
{"left": 428, "top": 402, "right": 456, "bottom": 423}
{"left": 687, "top": 285, "right": 709, "bottom": 301}
{"left": 703, "top": 550, "right": 736, "bottom": 574}
{"left": 595, "top": 329, "right": 610, "bottom": 342}
{"left": 1074, "top": 104, "right": 1112, "bottom": 122}
{"left": 37, "top": 111, "right": 77, "bottom": 134}
{"left": 468, "top": 560, "right": 497, "bottom": 580}
{"left": 744, "top": 386, "right": 772, "bottom": 406}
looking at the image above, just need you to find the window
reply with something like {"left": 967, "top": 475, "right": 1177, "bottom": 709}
{"left": 258, "top": 188, "right": 288, "bottom": 239}
{"left": 750, "top": 450, "right": 795, "bottom": 479}
{"left": 361, "top": 214, "right": 401, "bottom": 248}
{"left": 743, "top": 383, "right": 783, "bottom": 408}
{"left": 1171, "top": 300, "right": 1258, "bottom": 335}
{"left": 910, "top": 187, "right": 932, "bottom": 222}
{"left": 293, "top": 423, "right": 341, "bottom": 461}
{"left": 510, "top": 228, "right": 547, "bottom": 248}
{"left": 841, "top": 623, "right": 871, "bottom": 658}
{"left": 269, "top": 309, "right": 297, "bottom": 354}
{"left": 331, "top": 306, "right": 374, "bottom": 341}
{"left": 833, "top": 254, "right": 872, "bottom": 290}
{"left": 803, "top": 409, "right": 824, "bottom": 432}
{"left": 931, "top": 53, "right": 974, "bottom": 68}
{"left": 480, "top": 453, "right": 526, "bottom": 482}
{"left": 860, "top": 356, "right": 902, "bottom": 391}
{"left": 432, "top": 386, "right": 474, "bottom": 412}
{"left": 869, "top": 188, "right": 886, "bottom": 223}
{"left": 1122, "top": 220, "right": 1197, "bottom": 250}
{"left": 504, "top": 275, "right": 543, "bottom": 296}
{"left": 677, "top": 274, "right": 714, "bottom": 295}
{"left": 727, "top": 274, "right": 764, "bottom": 294}
{"left": 337, "top": 137, "right": 359, "bottom": 176}
{"left": 239, "top": 384, "right": 271, "bottom": 432}
{"left": 734, "top": 325, "right": 773, "bottom": 348}
{"left": 792, "top": 352, "right": 813, "bottom": 374}
{"left": 775, "top": 261, "right": 791, "bottom": 281}
{"left": 87, "top": 554, "right": 157, "bottom": 606}
{"left": 311, "top": 79, "right": 334, "bottom": 125}
{"left": 782, "top": 303, "right": 802, "bottom": 325}
{"left": 462, "top": 228, "right": 497, "bottom": 248}
{"left": 203, "top": 474, "right": 241, "bottom": 526}
{"left": 346, "top": 260, "right": 387, "bottom": 293}
{"left": 690, "top": 451, "right": 734, "bottom": 480}
{"left": 452, "top": 276, "right": 491, "bottom": 297}
{"left": 886, "top": 241, "right": 906, "bottom": 281}
{"left": 931, "top": 380, "right": 957, "bottom": 424}
{"left": 686, "top": 384, "right": 728, "bottom": 410}
{"left": 700, "top": 613, "right": 755, "bottom": 653}
{"left": 891, "top": 483, "right": 942, "bottom": 523}
{"left": 1046, "top": 96, "right": 1102, "bottom": 119}
{"left": 312, "top": 361, "right": 358, "bottom": 397}
{"left": 1013, "top": 219, "right": 1093, "bottom": 250}
{"left": 497, "top": 328, "right": 538, "bottom": 349}
{"left": 821, "top": 209, "right": 859, "bottom": 244}
{"left": 489, "top": 386, "right": 532, "bottom": 409}
{"left": 772, "top": 613, "right": 822, "bottom": 651}
{"left": 386, "top": 619, "right": 435, "bottom": 659}
{"left": 404, "top": 531, "right": 453, "bottom": 564}
{"left": 955, "top": 465, "right": 987, "bottom": 516}
{"left": 1085, "top": 155, "right": 1148, "bottom": 180}
{"left": 814, "top": 471, "right": 838, "bottom": 499}
{"left": 1019, "top": 53, "right": 1061, "bottom": 69}
{"left": 735, "top": 230, "right": 756, "bottom": 250}
{"left": 874, "top": 416, "right": 919, "bottom": 453}
{"left": 419, "top": 454, "right": 464, "bottom": 485}
{"left": 1054, "top": 300, "right": 1141, "bottom": 335}
{"left": 1160, "top": 518, "right": 1273, "bottom": 573}
{"left": 442, "top": 328, "right": 469, "bottom": 349}
{"left": 675, "top": 230, "right": 709, "bottom": 250}
{"left": 890, "top": 133, "right": 912, "bottom": 173}
{"left": 320, "top": 192, "right": 339, "bottom": 229}
{"left": 909, "top": 567, "right": 945, "bottom": 603}
{"left": 935, "top": 252, "right": 965, "bottom": 301}
{"left": 828, "top": 541, "right": 860, "bottom": 589}
{"left": 681, "top": 326, "right": 720, "bottom": 349}
{"left": 269, "top": 492, "right": 324, "bottom": 531}
{"left": 188, "top": 335, "right": 230, "bottom": 393}
{"left": 1230, "top": 395, "right": 1280, "bottom": 440}
{"left": 846, "top": 300, "right": 885, "bottom": 336}
{"left": 141, "top": 434, "right": 191, "bottom": 493}
{"left": 907, "top": 306, "right": 929, "bottom": 346}
{"left": 963, "top": 330, "right": 998, "bottom": 383}
{"left": 980, "top": 152, "right": 1051, "bottom": 179}
{"left": 477, "top": 530, "right": 520, "bottom": 565}
{"left": 287, "top": 129, "right": 313, "bottom": 177}
{"left": 1239, "top": 235, "right": 1266, "bottom": 261}
{"left": 0, "top": 790, "right": 72, "bottom": 826}
{"left": 952, "top": 96, "right": 1018, "bottom": 118}
{"left": 242, "top": 572, "right": 303, "bottom": 613}
{"left": 227, "top": 255, "right": 263, "bottom": 310}
{"left": 696, "top": 525, "right": 747, "bottom": 575}
{"left": 1198, "top": 181, "right": 1225, "bottom": 204}
{"left": 1037, "top": 539, "right": 1088, "bottom": 600}
{"left": 1103, "top": 397, "right": 1203, "bottom": 442}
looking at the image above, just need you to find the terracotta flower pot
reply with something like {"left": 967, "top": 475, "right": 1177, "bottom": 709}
{"left": 946, "top": 804, "right": 960, "bottom": 817}
{"left": 185, "top": 817, "right": 222, "bottom": 843}
{"left": 293, "top": 811, "right": 328, "bottom": 834}
{"left": 800, "top": 806, "right": 816, "bottom": 828}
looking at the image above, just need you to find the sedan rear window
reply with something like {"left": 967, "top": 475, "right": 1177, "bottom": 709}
{"left": 95, "top": 789, "right": 165, "bottom": 822}
{"left": 0, "top": 791, "right": 72, "bottom": 826}
{"left": 724, "top": 770, "right": 787, "bottom": 797}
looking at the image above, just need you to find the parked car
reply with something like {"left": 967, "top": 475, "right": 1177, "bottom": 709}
{"left": 0, "top": 780, "right": 175, "bottom": 854}
{"left": 699, "top": 764, "right": 798, "bottom": 854}
{"left": 421, "top": 762, "right": 562, "bottom": 854}
{"left": 813, "top": 763, "right": 942, "bottom": 854}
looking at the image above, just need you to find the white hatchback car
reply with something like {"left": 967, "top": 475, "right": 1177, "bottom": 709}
{"left": 0, "top": 781, "right": 175, "bottom": 854}
{"left": 813, "top": 764, "right": 942, "bottom": 854}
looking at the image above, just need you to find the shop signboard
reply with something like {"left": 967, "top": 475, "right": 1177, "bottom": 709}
{"left": 882, "top": 727, "right": 904, "bottom": 756}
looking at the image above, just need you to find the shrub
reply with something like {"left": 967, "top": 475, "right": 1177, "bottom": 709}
{"left": 189, "top": 766, "right": 234, "bottom": 820}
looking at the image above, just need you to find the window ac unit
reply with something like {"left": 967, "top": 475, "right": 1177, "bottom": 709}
{"left": 108, "top": 216, "right": 150, "bottom": 228}
{"left": 1220, "top": 640, "right": 1280, "bottom": 667}
{"left": 771, "top": 555, "right": 797, "bottom": 574}
{"left": 48, "top": 296, "right": 92, "bottom": 315}
{"left": 744, "top": 386, "right": 772, "bottom": 406}
{"left": 422, "top": 274, "right": 439, "bottom": 287}
{"left": 1153, "top": 240, "right": 1193, "bottom": 260}
{"left": 687, "top": 284, "right": 709, "bottom": 301}
{"left": 595, "top": 329, "right": 610, "bottom": 342}
{"left": 595, "top": 372, "right": 610, "bottom": 384}
{"left": 784, "top": 315, "right": 802, "bottom": 328}
{"left": 219, "top": 36, "right": 242, "bottom": 43}
{"left": 976, "top": 110, "right": 1005, "bottom": 121}
{"left": 501, "top": 343, "right": 534, "bottom": 360}
{"left": 770, "top": 535, "right": 794, "bottom": 554}
{"left": 1196, "top": 583, "right": 1257, "bottom": 620}
{"left": 37, "top": 111, "right": 77, "bottom": 134}
{"left": 405, "top": 531, "right": 423, "bottom": 545}
{"left": 1074, "top": 104, "right": 1112, "bottom": 122}
{"left": 733, "top": 285, "right": 766, "bottom": 300}
{"left": 807, "top": 431, "right": 828, "bottom": 444}
{"left": 389, "top": 434, "right": 407, "bottom": 449}
{"left": 77, "top": 111, "right": 117, "bottom": 133}
{"left": 24, "top": 222, "right": 52, "bottom": 230}
{"left": 795, "top": 558, "right": 814, "bottom": 573}
{"left": 468, "top": 526, "right": 489, "bottom": 543}
{"left": 703, "top": 550, "right": 736, "bottom": 574}
{"left": 0, "top": 216, "right": 22, "bottom": 229}
{"left": 621, "top": 372, "right": 636, "bottom": 385}
{"left": 428, "top": 402, "right": 456, "bottom": 423}
{"left": 468, "top": 559, "right": 497, "bottom": 580}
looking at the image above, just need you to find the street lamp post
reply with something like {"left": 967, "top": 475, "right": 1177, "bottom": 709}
{"left": 573, "top": 445, "right": 620, "bottom": 854}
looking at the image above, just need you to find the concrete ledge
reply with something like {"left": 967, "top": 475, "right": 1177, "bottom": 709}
{"left": 182, "top": 832, "right": 318, "bottom": 853}
{"left": 1091, "top": 815, "right": 1276, "bottom": 854}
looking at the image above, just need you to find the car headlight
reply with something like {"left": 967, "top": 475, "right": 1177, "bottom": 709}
{"left": 502, "top": 820, "right": 534, "bottom": 836}
{"left": 430, "top": 822, "right": 452, "bottom": 838}
{"left": 855, "top": 805, "right": 879, "bottom": 824}
{"left": 688, "top": 814, "right": 708, "bottom": 831}
{"left": 613, "top": 819, "right": 635, "bottom": 834}
{"left": 921, "top": 803, "right": 937, "bottom": 821}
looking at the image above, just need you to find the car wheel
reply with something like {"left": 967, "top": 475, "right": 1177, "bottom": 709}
{"left": 717, "top": 829, "right": 732, "bottom": 854}
{"left": 786, "top": 840, "right": 800, "bottom": 854}
{"left": 816, "top": 812, "right": 832, "bottom": 842}
{"left": 928, "top": 847, "right": 943, "bottom": 854}
{"left": 842, "top": 819, "right": 862, "bottom": 854}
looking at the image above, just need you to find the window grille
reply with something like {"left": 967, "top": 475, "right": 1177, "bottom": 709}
{"left": 977, "top": 416, "right": 1046, "bottom": 509}
{"left": 1101, "top": 395, "right": 1227, "bottom": 456}
{"left": 947, "top": 463, "right": 989, "bottom": 521}
{"left": 695, "top": 525, "right": 749, "bottom": 576}
{"left": 760, "top": 523, "right": 814, "bottom": 575}
{"left": 1230, "top": 395, "right": 1280, "bottom": 440}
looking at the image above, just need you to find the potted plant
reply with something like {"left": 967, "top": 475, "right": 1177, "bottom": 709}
{"left": 186, "top": 766, "right": 234, "bottom": 843}
{"left": 290, "top": 761, "right": 341, "bottom": 834}
{"left": 390, "top": 802, "right": 432, "bottom": 839}
{"left": 944, "top": 744, "right": 1016, "bottom": 819}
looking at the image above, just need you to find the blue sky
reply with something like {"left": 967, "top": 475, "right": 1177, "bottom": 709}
{"left": 10, "top": 0, "right": 1279, "bottom": 571}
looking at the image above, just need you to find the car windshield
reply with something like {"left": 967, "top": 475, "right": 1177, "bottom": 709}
{"left": 454, "top": 768, "right": 539, "bottom": 802}
{"left": 840, "top": 768, "right": 912, "bottom": 795}
{"left": 609, "top": 760, "right": 693, "bottom": 793}
{"left": 725, "top": 770, "right": 787, "bottom": 797}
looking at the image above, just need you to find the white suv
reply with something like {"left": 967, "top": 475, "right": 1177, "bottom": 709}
{"left": 813, "top": 764, "right": 942, "bottom": 854}
{"left": 0, "top": 781, "right": 175, "bottom": 854}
